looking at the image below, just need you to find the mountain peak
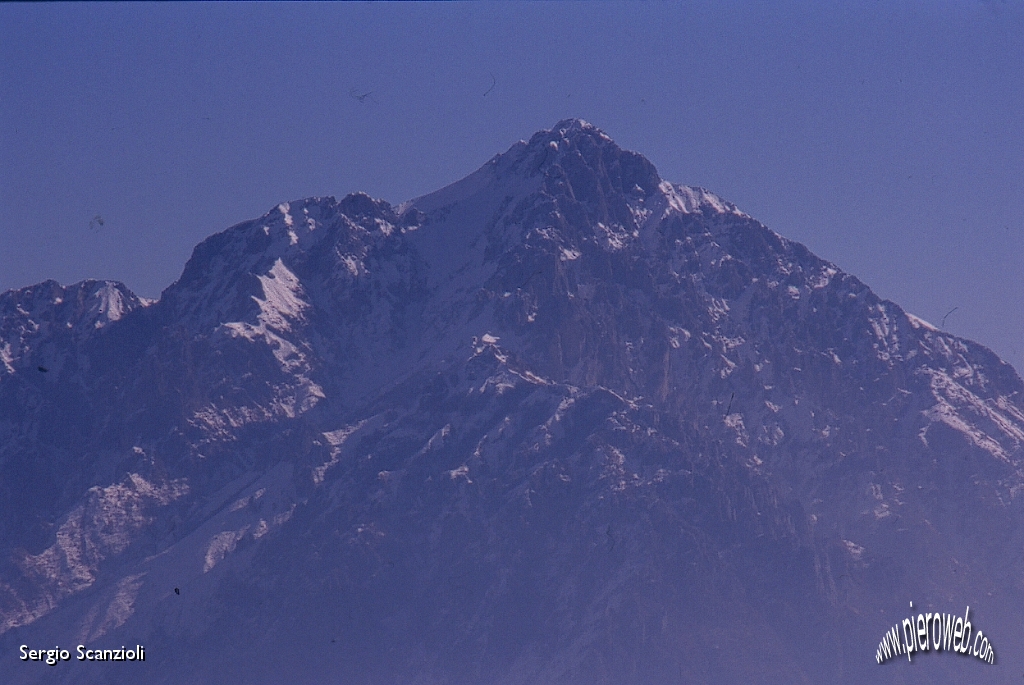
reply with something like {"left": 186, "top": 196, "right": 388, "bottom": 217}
{"left": 520, "top": 119, "right": 660, "bottom": 194}
{"left": 0, "top": 279, "right": 145, "bottom": 377}
{"left": 4, "top": 120, "right": 1024, "bottom": 685}
{"left": 535, "top": 117, "right": 610, "bottom": 144}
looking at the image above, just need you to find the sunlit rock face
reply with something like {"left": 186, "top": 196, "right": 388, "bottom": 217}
{"left": 1, "top": 120, "right": 1023, "bottom": 684}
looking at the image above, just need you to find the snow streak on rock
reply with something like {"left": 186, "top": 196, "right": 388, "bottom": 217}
{"left": 1, "top": 119, "right": 1022, "bottom": 685}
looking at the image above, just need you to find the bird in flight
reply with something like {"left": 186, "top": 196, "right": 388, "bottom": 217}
{"left": 349, "top": 88, "right": 374, "bottom": 103}
{"left": 941, "top": 307, "right": 958, "bottom": 328}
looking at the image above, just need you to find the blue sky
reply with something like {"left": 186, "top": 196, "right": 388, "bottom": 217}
{"left": 1, "top": 1, "right": 1021, "bottom": 372}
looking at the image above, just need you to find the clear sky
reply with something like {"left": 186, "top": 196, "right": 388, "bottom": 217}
{"left": 1, "top": 1, "right": 1022, "bottom": 372}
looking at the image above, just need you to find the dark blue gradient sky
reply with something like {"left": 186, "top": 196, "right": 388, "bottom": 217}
{"left": 1, "top": 2, "right": 1022, "bottom": 371}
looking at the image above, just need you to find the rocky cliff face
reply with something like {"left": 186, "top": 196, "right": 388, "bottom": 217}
{"left": 2, "top": 120, "right": 1023, "bottom": 684}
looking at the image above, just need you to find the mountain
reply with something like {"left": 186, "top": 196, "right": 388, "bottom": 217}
{"left": 1, "top": 119, "right": 1023, "bottom": 684}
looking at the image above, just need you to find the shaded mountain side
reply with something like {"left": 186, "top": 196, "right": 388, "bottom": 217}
{"left": 1, "top": 120, "right": 1022, "bottom": 683}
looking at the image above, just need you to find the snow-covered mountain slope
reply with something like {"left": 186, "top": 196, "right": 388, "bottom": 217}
{"left": 1, "top": 120, "right": 1023, "bottom": 684}
{"left": 0, "top": 280, "right": 146, "bottom": 374}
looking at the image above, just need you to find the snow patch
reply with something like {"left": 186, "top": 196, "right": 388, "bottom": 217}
{"left": 257, "top": 259, "right": 306, "bottom": 329}
{"left": 658, "top": 181, "right": 746, "bottom": 217}
{"left": 843, "top": 540, "right": 865, "bottom": 560}
{"left": 341, "top": 254, "right": 361, "bottom": 276}
{"left": 80, "top": 572, "right": 146, "bottom": 642}
{"left": 223, "top": 259, "right": 312, "bottom": 372}
{"left": 724, "top": 413, "right": 748, "bottom": 446}
{"left": 278, "top": 203, "right": 297, "bottom": 244}
{"left": 314, "top": 420, "right": 370, "bottom": 484}
{"left": 17, "top": 474, "right": 188, "bottom": 611}
{"left": 0, "top": 342, "right": 13, "bottom": 374}
{"left": 921, "top": 369, "right": 1024, "bottom": 461}
{"left": 906, "top": 312, "right": 938, "bottom": 331}
{"left": 87, "top": 283, "right": 130, "bottom": 329}
{"left": 216, "top": 258, "right": 324, "bottom": 416}
{"left": 810, "top": 267, "right": 837, "bottom": 289}
{"left": 204, "top": 528, "right": 248, "bottom": 573}
{"left": 448, "top": 464, "right": 472, "bottom": 483}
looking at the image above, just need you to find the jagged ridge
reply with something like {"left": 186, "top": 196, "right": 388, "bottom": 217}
{"left": 1, "top": 120, "right": 1023, "bottom": 685}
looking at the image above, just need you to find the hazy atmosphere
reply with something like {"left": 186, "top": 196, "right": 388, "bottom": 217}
{"left": 4, "top": 5, "right": 1024, "bottom": 683}
{"left": 1, "top": 0, "right": 1021, "bottom": 372}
